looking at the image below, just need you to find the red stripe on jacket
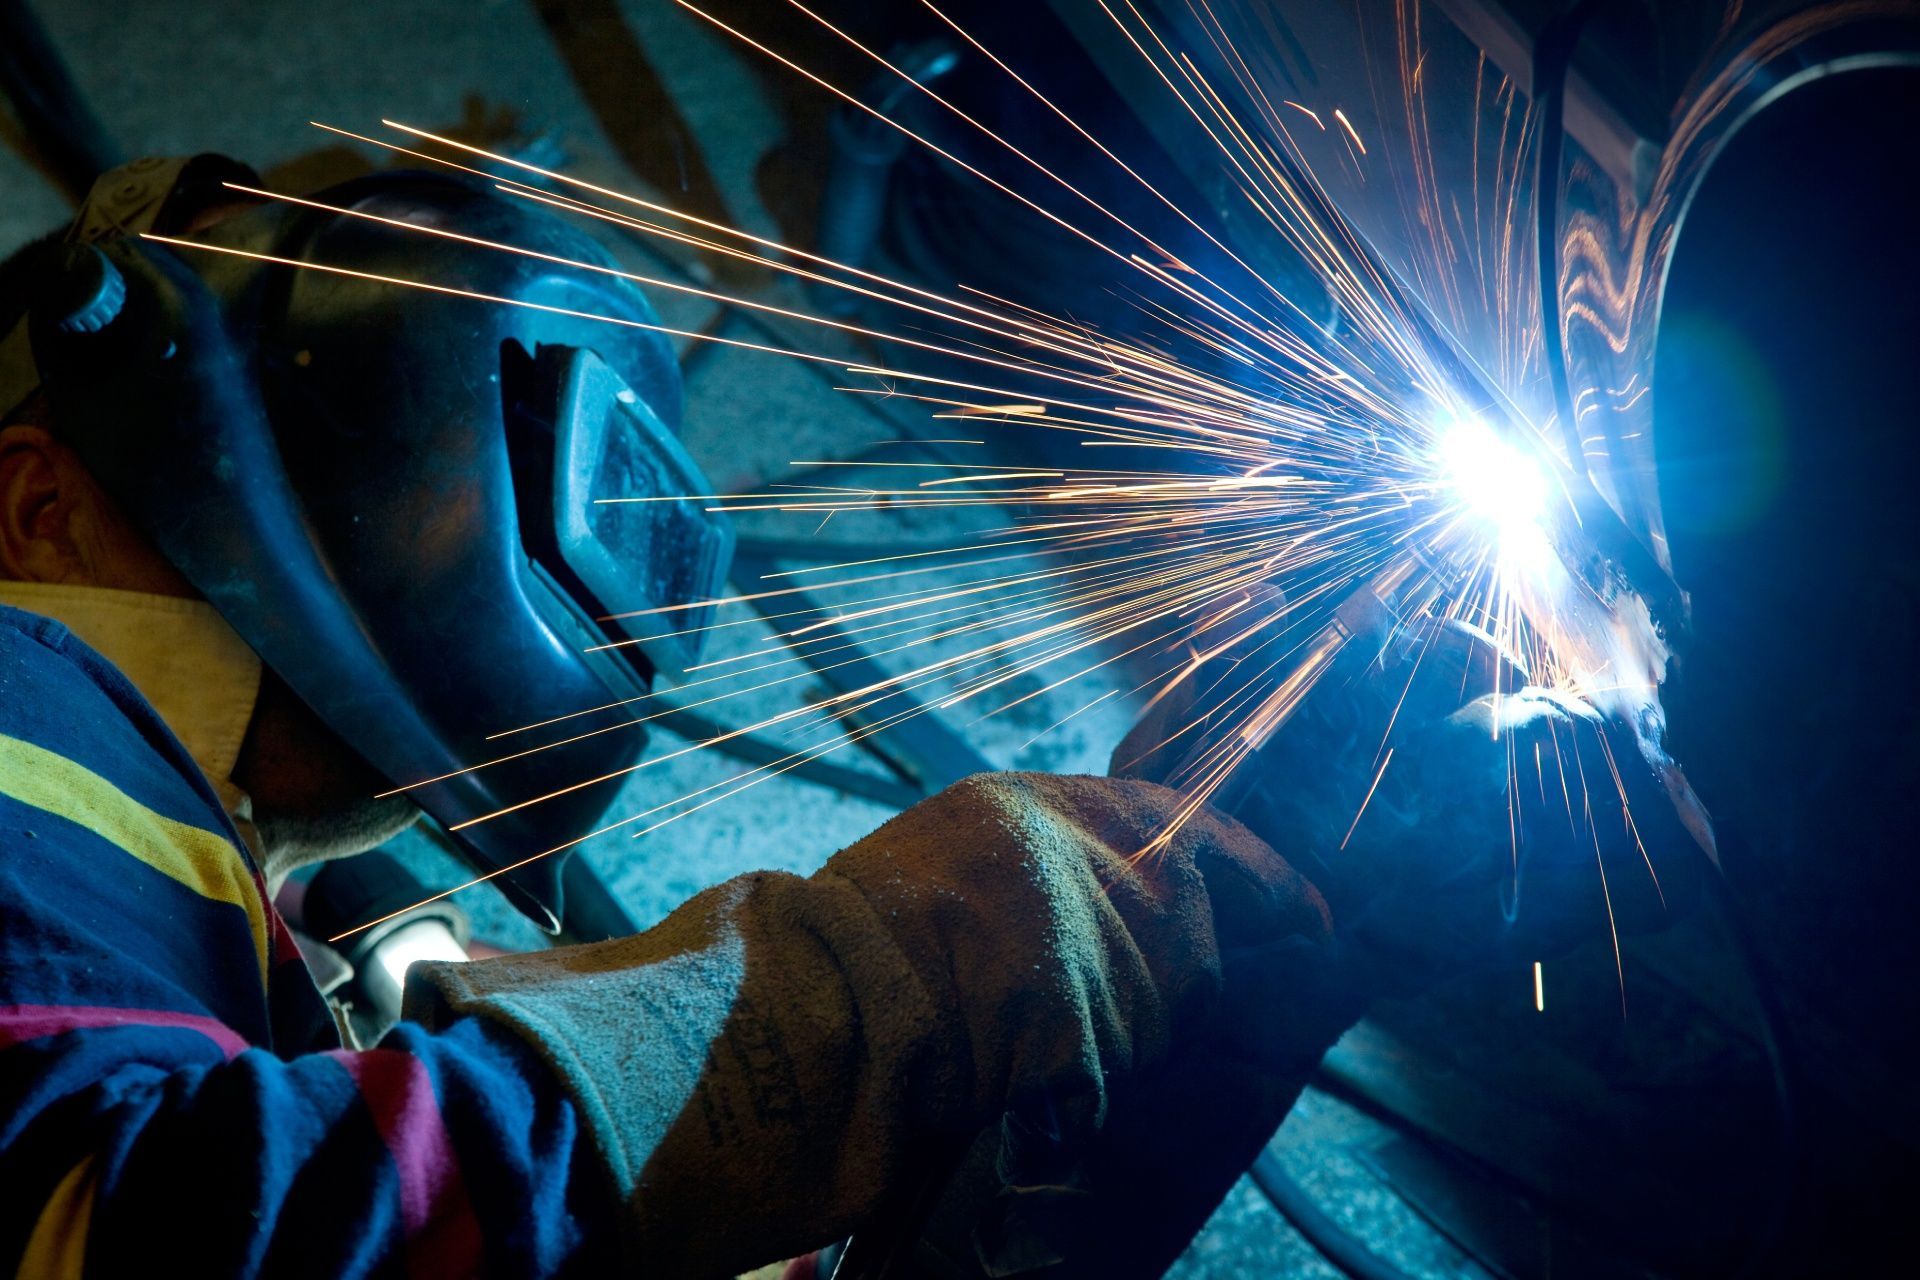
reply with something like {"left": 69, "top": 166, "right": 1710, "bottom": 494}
{"left": 0, "top": 1004, "right": 249, "bottom": 1060}
{"left": 330, "top": 1047, "right": 485, "bottom": 1277}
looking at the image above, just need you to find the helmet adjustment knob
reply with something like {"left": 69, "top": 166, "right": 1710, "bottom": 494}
{"left": 49, "top": 245, "right": 128, "bottom": 335}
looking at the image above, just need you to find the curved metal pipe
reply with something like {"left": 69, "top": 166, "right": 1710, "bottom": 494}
{"left": 0, "top": 0, "right": 121, "bottom": 203}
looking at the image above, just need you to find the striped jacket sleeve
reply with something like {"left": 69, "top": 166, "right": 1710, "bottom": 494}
{"left": 0, "top": 605, "right": 618, "bottom": 1278}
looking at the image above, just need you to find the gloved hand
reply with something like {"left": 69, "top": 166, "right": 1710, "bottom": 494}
{"left": 1018, "top": 619, "right": 1708, "bottom": 1280}
{"left": 1116, "top": 616, "right": 1704, "bottom": 986}
{"left": 1341, "top": 676, "right": 1704, "bottom": 980}
{"left": 910, "top": 779, "right": 1362, "bottom": 1280}
{"left": 406, "top": 771, "right": 1331, "bottom": 1278}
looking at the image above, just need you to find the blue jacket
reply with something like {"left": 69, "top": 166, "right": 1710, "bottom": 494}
{"left": 0, "top": 604, "right": 616, "bottom": 1277}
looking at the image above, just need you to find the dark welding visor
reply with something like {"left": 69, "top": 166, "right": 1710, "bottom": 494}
{"left": 503, "top": 338, "right": 733, "bottom": 681}
{"left": 9, "top": 158, "right": 731, "bottom": 931}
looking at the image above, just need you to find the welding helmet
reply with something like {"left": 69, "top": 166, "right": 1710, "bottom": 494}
{"left": 0, "top": 155, "right": 733, "bottom": 931}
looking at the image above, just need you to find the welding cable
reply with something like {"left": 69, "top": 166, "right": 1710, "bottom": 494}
{"left": 810, "top": 38, "right": 962, "bottom": 318}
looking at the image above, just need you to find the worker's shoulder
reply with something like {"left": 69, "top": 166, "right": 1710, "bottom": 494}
{"left": 0, "top": 602, "right": 140, "bottom": 722}
{"left": 0, "top": 604, "right": 226, "bottom": 827}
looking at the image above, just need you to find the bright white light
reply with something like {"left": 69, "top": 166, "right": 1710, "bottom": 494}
{"left": 373, "top": 918, "right": 468, "bottom": 992}
{"left": 1435, "top": 416, "right": 1548, "bottom": 538}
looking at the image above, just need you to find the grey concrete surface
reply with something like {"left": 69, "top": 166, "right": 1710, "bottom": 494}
{"left": 2, "top": 2, "right": 1471, "bottom": 1273}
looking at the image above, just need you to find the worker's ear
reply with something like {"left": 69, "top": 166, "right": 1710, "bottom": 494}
{"left": 0, "top": 422, "right": 86, "bottom": 582}
{"left": 0, "top": 421, "right": 192, "bottom": 593}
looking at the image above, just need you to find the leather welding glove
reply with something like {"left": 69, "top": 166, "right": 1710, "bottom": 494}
{"left": 890, "top": 622, "right": 1466, "bottom": 1280}
{"left": 404, "top": 771, "right": 1330, "bottom": 1279}
{"left": 914, "top": 854, "right": 1361, "bottom": 1280}
{"left": 967, "top": 620, "right": 1706, "bottom": 1280}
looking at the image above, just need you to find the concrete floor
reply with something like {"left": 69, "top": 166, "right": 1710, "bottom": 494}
{"left": 1, "top": 2, "right": 1480, "bottom": 1273}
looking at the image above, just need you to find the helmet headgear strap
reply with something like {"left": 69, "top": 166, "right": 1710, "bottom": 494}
{"left": 0, "top": 153, "right": 258, "bottom": 424}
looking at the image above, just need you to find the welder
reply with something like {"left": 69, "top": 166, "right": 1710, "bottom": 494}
{"left": 0, "top": 155, "right": 1688, "bottom": 1278}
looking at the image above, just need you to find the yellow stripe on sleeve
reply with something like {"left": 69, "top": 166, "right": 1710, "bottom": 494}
{"left": 0, "top": 733, "right": 267, "bottom": 979}
{"left": 16, "top": 1157, "right": 95, "bottom": 1280}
